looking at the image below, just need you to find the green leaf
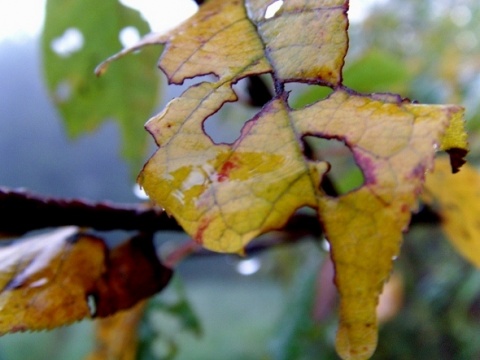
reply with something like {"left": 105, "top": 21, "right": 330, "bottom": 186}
{"left": 41, "top": 0, "right": 161, "bottom": 171}
{"left": 343, "top": 49, "right": 412, "bottom": 93}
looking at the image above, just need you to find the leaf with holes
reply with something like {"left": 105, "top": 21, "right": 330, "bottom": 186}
{"left": 98, "top": 0, "right": 468, "bottom": 358}
{"left": 42, "top": 0, "right": 161, "bottom": 171}
{"left": 0, "top": 228, "right": 172, "bottom": 334}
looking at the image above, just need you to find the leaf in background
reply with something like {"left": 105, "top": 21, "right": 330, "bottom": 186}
{"left": 137, "top": 278, "right": 202, "bottom": 360}
{"left": 86, "top": 301, "right": 147, "bottom": 360}
{"left": 291, "top": 48, "right": 411, "bottom": 109}
{"left": 98, "top": 0, "right": 468, "bottom": 358}
{"left": 422, "top": 157, "right": 480, "bottom": 267}
{"left": 41, "top": 0, "right": 161, "bottom": 171}
{"left": 270, "top": 257, "right": 337, "bottom": 360}
{"left": 0, "top": 229, "right": 172, "bottom": 334}
{"left": 343, "top": 49, "right": 412, "bottom": 93}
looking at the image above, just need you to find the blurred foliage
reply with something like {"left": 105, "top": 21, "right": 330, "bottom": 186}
{"left": 352, "top": 0, "right": 480, "bottom": 127}
{"left": 137, "top": 277, "right": 202, "bottom": 360}
{"left": 42, "top": 0, "right": 161, "bottom": 173}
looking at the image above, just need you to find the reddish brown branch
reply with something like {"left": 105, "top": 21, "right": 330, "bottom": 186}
{"left": 0, "top": 187, "right": 182, "bottom": 236}
{"left": 0, "top": 188, "right": 439, "bottom": 249}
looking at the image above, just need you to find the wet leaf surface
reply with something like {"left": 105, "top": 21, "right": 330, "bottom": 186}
{"left": 98, "top": 1, "right": 468, "bottom": 358}
{"left": 0, "top": 229, "right": 172, "bottom": 334}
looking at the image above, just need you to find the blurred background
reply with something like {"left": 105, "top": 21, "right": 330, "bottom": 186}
{"left": 1, "top": 0, "right": 480, "bottom": 359}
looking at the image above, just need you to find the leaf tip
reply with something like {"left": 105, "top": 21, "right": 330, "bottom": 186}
{"left": 336, "top": 323, "right": 378, "bottom": 360}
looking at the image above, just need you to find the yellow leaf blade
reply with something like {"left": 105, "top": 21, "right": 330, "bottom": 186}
{"left": 293, "top": 91, "right": 465, "bottom": 359}
{"left": 140, "top": 96, "right": 327, "bottom": 252}
{"left": 423, "top": 157, "right": 480, "bottom": 267}
{"left": 248, "top": 0, "right": 348, "bottom": 85}
{"left": 95, "top": 1, "right": 470, "bottom": 358}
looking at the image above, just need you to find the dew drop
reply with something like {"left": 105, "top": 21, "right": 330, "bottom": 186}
{"left": 133, "top": 183, "right": 149, "bottom": 200}
{"left": 29, "top": 278, "right": 48, "bottom": 288}
{"left": 87, "top": 294, "right": 97, "bottom": 317}
{"left": 236, "top": 258, "right": 261, "bottom": 276}
{"left": 321, "top": 238, "right": 331, "bottom": 252}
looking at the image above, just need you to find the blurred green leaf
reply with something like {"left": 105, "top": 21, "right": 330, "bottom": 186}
{"left": 138, "top": 277, "right": 202, "bottom": 360}
{"left": 270, "top": 257, "right": 337, "bottom": 360}
{"left": 291, "top": 48, "right": 411, "bottom": 110}
{"left": 151, "top": 278, "right": 202, "bottom": 338}
{"left": 42, "top": 0, "right": 161, "bottom": 172}
{"left": 343, "top": 48, "right": 411, "bottom": 93}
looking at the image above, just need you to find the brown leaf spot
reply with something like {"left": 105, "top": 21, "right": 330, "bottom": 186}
{"left": 446, "top": 147, "right": 468, "bottom": 173}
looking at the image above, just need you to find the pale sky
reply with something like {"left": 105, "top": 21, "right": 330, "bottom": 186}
{"left": 0, "top": 0, "right": 382, "bottom": 43}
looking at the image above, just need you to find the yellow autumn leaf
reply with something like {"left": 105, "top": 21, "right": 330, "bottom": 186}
{"left": 86, "top": 301, "right": 147, "bottom": 360}
{"left": 422, "top": 157, "right": 480, "bottom": 267}
{"left": 0, "top": 228, "right": 172, "bottom": 333}
{"left": 294, "top": 91, "right": 465, "bottom": 359}
{"left": 97, "top": 1, "right": 469, "bottom": 359}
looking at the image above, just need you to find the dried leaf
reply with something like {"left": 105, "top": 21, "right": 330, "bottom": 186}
{"left": 86, "top": 301, "right": 147, "bottom": 360}
{"left": 422, "top": 157, "right": 480, "bottom": 267}
{"left": 294, "top": 91, "right": 465, "bottom": 359}
{"left": 98, "top": 1, "right": 468, "bottom": 358}
{"left": 0, "top": 228, "right": 172, "bottom": 334}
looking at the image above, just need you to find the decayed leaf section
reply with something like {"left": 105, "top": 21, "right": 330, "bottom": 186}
{"left": 0, "top": 228, "right": 172, "bottom": 334}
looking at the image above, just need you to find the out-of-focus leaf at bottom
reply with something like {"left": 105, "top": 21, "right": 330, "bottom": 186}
{"left": 86, "top": 301, "right": 147, "bottom": 360}
{"left": 0, "top": 228, "right": 173, "bottom": 334}
{"left": 270, "top": 256, "right": 337, "bottom": 360}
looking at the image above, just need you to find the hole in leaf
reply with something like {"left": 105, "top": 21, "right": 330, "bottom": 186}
{"left": 303, "top": 136, "right": 364, "bottom": 196}
{"left": 234, "top": 75, "right": 274, "bottom": 108}
{"left": 50, "top": 28, "right": 84, "bottom": 57}
{"left": 54, "top": 80, "right": 72, "bottom": 103}
{"left": 119, "top": 26, "right": 141, "bottom": 48}
{"left": 203, "top": 75, "right": 273, "bottom": 144}
{"left": 203, "top": 100, "right": 257, "bottom": 144}
{"left": 265, "top": 0, "right": 284, "bottom": 19}
{"left": 286, "top": 83, "right": 333, "bottom": 110}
